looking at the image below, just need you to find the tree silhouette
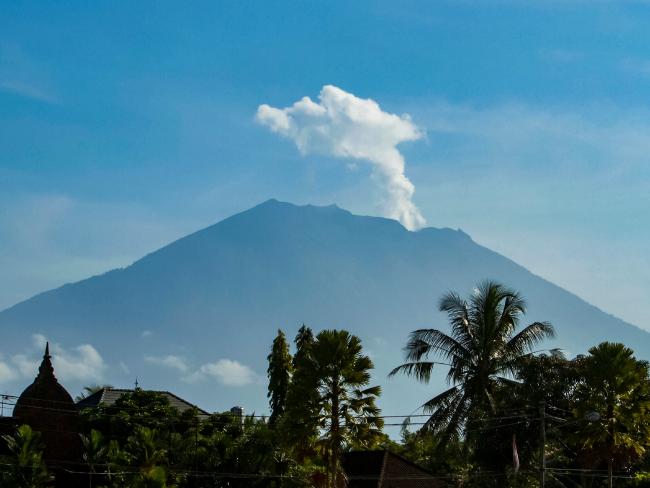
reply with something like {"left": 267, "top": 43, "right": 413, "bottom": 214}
{"left": 391, "top": 280, "right": 554, "bottom": 442}
{"left": 311, "top": 329, "right": 383, "bottom": 488}
{"left": 267, "top": 329, "right": 293, "bottom": 426}
{"left": 1, "top": 424, "right": 53, "bottom": 488}
{"left": 573, "top": 342, "right": 650, "bottom": 487}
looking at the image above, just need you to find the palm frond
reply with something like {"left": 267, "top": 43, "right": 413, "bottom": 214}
{"left": 420, "top": 385, "right": 462, "bottom": 412}
{"left": 505, "top": 321, "right": 555, "bottom": 358}
{"left": 388, "top": 362, "right": 440, "bottom": 382}
{"left": 494, "top": 376, "right": 522, "bottom": 388}
{"left": 420, "top": 388, "right": 468, "bottom": 440}
{"left": 357, "top": 385, "right": 382, "bottom": 397}
{"left": 404, "top": 329, "right": 470, "bottom": 363}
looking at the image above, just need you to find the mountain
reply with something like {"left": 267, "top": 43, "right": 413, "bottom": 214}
{"left": 1, "top": 199, "right": 648, "bottom": 420}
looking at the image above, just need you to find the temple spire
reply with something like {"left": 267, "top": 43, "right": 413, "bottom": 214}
{"left": 38, "top": 341, "right": 55, "bottom": 379}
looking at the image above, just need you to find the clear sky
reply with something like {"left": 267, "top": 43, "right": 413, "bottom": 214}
{"left": 1, "top": 0, "right": 649, "bottom": 330}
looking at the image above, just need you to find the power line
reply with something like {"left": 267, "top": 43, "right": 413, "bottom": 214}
{"left": 0, "top": 393, "right": 539, "bottom": 424}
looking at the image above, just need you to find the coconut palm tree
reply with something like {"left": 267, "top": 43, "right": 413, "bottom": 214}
{"left": 390, "top": 280, "right": 554, "bottom": 440}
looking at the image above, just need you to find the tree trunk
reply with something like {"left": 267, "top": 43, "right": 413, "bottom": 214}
{"left": 330, "top": 380, "right": 340, "bottom": 488}
{"left": 607, "top": 403, "right": 614, "bottom": 488}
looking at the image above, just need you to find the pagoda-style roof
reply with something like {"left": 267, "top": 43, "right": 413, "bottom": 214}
{"left": 13, "top": 342, "right": 77, "bottom": 418}
{"left": 11, "top": 342, "right": 82, "bottom": 471}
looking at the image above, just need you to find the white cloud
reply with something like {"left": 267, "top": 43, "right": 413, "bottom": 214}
{"left": 142, "top": 330, "right": 154, "bottom": 338}
{"left": 145, "top": 355, "right": 189, "bottom": 373}
{"left": 11, "top": 354, "right": 39, "bottom": 378}
{"left": 256, "top": 85, "right": 426, "bottom": 230}
{"left": 145, "top": 354, "right": 257, "bottom": 386}
{"left": 54, "top": 344, "right": 105, "bottom": 381}
{"left": 0, "top": 354, "right": 17, "bottom": 383}
{"left": 10, "top": 335, "right": 106, "bottom": 383}
{"left": 32, "top": 333, "right": 47, "bottom": 349}
{"left": 185, "top": 359, "right": 257, "bottom": 387}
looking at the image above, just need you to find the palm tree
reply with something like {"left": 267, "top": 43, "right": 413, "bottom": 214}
{"left": 310, "top": 329, "right": 383, "bottom": 488}
{"left": 573, "top": 342, "right": 650, "bottom": 488}
{"left": 81, "top": 429, "right": 110, "bottom": 488}
{"left": 126, "top": 426, "right": 169, "bottom": 488}
{"left": 1, "top": 424, "right": 53, "bottom": 488}
{"left": 390, "top": 280, "right": 554, "bottom": 440}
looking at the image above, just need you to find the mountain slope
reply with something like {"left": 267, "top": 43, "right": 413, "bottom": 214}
{"left": 1, "top": 199, "right": 648, "bottom": 416}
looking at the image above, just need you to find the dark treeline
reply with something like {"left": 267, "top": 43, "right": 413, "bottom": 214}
{"left": 387, "top": 282, "right": 650, "bottom": 488}
{"left": 2, "top": 280, "right": 650, "bottom": 487}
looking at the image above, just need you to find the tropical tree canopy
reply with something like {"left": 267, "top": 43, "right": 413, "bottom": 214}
{"left": 282, "top": 325, "right": 320, "bottom": 452}
{"left": 391, "top": 280, "right": 555, "bottom": 440}
{"left": 310, "top": 329, "right": 383, "bottom": 488}
{"left": 267, "top": 329, "right": 293, "bottom": 425}
{"left": 573, "top": 342, "right": 650, "bottom": 472}
{"left": 0, "top": 424, "right": 53, "bottom": 488}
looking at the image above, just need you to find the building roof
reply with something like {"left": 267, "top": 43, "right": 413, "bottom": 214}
{"left": 13, "top": 342, "right": 77, "bottom": 417}
{"left": 11, "top": 343, "right": 83, "bottom": 467}
{"left": 343, "top": 450, "right": 446, "bottom": 488}
{"left": 76, "top": 387, "right": 210, "bottom": 416}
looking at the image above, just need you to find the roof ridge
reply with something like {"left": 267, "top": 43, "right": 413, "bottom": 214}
{"left": 76, "top": 388, "right": 106, "bottom": 405}
{"left": 105, "top": 388, "right": 182, "bottom": 394}
{"left": 161, "top": 390, "right": 210, "bottom": 415}
{"left": 384, "top": 450, "right": 437, "bottom": 476}
{"left": 74, "top": 387, "right": 210, "bottom": 416}
{"left": 378, "top": 449, "right": 389, "bottom": 488}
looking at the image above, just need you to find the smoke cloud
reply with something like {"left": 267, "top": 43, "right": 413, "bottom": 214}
{"left": 256, "top": 85, "right": 426, "bottom": 230}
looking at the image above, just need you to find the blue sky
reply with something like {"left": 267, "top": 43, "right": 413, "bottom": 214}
{"left": 1, "top": 0, "right": 649, "bottom": 333}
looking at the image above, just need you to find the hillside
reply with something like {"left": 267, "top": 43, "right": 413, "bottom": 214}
{"left": 1, "top": 199, "right": 648, "bottom": 416}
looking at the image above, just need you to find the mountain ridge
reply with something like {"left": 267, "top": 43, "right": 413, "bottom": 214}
{"left": 0, "top": 199, "right": 478, "bottom": 316}
{"left": 1, "top": 199, "right": 648, "bottom": 415}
